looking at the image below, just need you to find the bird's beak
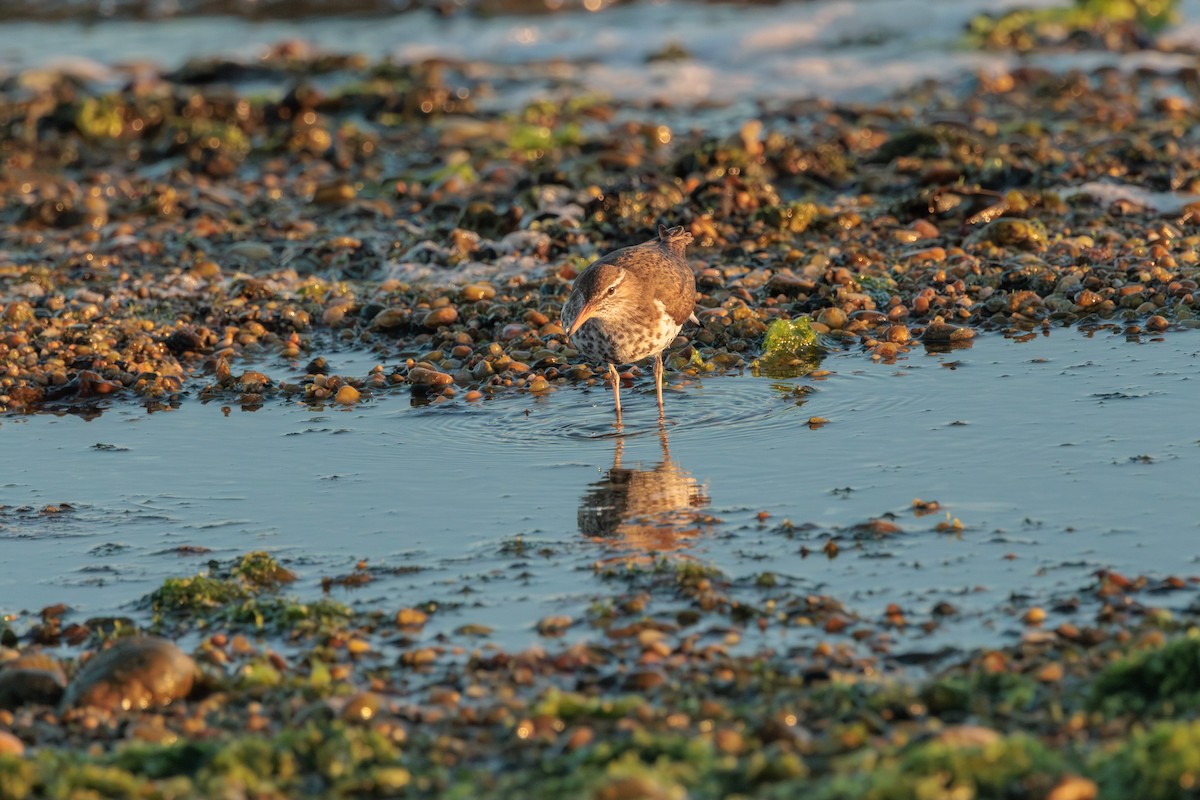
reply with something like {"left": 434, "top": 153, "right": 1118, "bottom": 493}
{"left": 567, "top": 304, "right": 597, "bottom": 338}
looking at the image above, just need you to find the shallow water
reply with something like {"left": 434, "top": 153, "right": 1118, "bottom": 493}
{"left": 2, "top": 0, "right": 1197, "bottom": 116}
{"left": 4, "top": 329, "right": 1199, "bottom": 657}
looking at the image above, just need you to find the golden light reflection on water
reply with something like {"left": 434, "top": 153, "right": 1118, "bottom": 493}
{"left": 578, "top": 425, "right": 711, "bottom": 558}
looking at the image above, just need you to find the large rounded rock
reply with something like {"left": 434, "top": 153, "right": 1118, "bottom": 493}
{"left": 63, "top": 637, "right": 196, "bottom": 711}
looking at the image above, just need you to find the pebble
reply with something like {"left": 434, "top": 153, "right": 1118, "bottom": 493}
{"left": 422, "top": 307, "right": 458, "bottom": 329}
{"left": 622, "top": 670, "right": 665, "bottom": 691}
{"left": 920, "top": 318, "right": 975, "bottom": 346}
{"left": 63, "top": 637, "right": 196, "bottom": 711}
{"left": 1046, "top": 775, "right": 1098, "bottom": 800}
{"left": 370, "top": 307, "right": 410, "bottom": 330}
{"left": 342, "top": 691, "right": 383, "bottom": 723}
{"left": 334, "top": 385, "right": 361, "bottom": 404}
{"left": 0, "top": 730, "right": 24, "bottom": 756}
{"left": 536, "top": 615, "right": 572, "bottom": 636}
{"left": 934, "top": 725, "right": 1002, "bottom": 748}
{"left": 816, "top": 307, "right": 848, "bottom": 330}
{"left": 459, "top": 284, "right": 495, "bottom": 302}
{"left": 714, "top": 728, "right": 745, "bottom": 755}
{"left": 407, "top": 367, "right": 453, "bottom": 386}
{"left": 396, "top": 608, "right": 429, "bottom": 629}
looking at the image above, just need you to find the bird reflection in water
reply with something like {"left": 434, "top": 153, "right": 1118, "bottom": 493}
{"left": 578, "top": 426, "right": 711, "bottom": 559}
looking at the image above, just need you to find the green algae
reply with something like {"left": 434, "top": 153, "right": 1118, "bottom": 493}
{"left": 232, "top": 551, "right": 298, "bottom": 588}
{"left": 762, "top": 317, "right": 818, "bottom": 356}
{"left": 817, "top": 734, "right": 1068, "bottom": 800}
{"left": 1089, "top": 634, "right": 1200, "bottom": 717}
{"left": 148, "top": 552, "right": 350, "bottom": 636}
{"left": 534, "top": 688, "right": 646, "bottom": 721}
{"left": 150, "top": 573, "right": 248, "bottom": 614}
{"left": 753, "top": 316, "right": 823, "bottom": 378}
{"left": 0, "top": 724, "right": 404, "bottom": 800}
{"left": 969, "top": 0, "right": 1179, "bottom": 50}
{"left": 921, "top": 670, "right": 1042, "bottom": 720}
{"left": 150, "top": 551, "right": 290, "bottom": 615}
{"left": 1093, "top": 719, "right": 1200, "bottom": 799}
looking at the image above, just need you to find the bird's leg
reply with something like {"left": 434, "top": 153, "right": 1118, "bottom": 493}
{"left": 657, "top": 419, "right": 670, "bottom": 462}
{"left": 654, "top": 351, "right": 665, "bottom": 414}
{"left": 607, "top": 362, "right": 622, "bottom": 423}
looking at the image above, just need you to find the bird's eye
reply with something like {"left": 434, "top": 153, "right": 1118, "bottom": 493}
{"left": 606, "top": 286, "right": 616, "bottom": 295}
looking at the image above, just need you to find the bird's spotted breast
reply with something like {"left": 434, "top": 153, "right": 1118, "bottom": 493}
{"left": 570, "top": 303, "right": 682, "bottom": 367}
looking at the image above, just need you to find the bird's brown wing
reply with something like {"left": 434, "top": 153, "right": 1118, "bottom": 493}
{"left": 661, "top": 260, "right": 696, "bottom": 326}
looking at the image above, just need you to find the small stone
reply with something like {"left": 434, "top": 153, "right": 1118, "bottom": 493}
{"left": 342, "top": 691, "right": 383, "bottom": 723}
{"left": 459, "top": 284, "right": 496, "bottom": 302}
{"left": 765, "top": 274, "right": 810, "bottom": 296}
{"left": 935, "top": 725, "right": 1002, "bottom": 748}
{"left": 234, "top": 371, "right": 270, "bottom": 392}
{"left": 3, "top": 302, "right": 34, "bottom": 324}
{"left": 1023, "top": 607, "right": 1047, "bottom": 625}
{"left": 911, "top": 219, "right": 940, "bottom": 238}
{"left": 714, "top": 728, "right": 745, "bottom": 755}
{"left": 816, "top": 307, "right": 848, "bottom": 330}
{"left": 455, "top": 623, "right": 493, "bottom": 637}
{"left": 566, "top": 726, "right": 594, "bottom": 751}
{"left": 370, "top": 307, "right": 410, "bottom": 330}
{"left": 407, "top": 368, "right": 453, "bottom": 386}
{"left": 921, "top": 318, "right": 975, "bottom": 346}
{"left": 536, "top": 615, "right": 572, "bottom": 636}
{"left": 1037, "top": 662, "right": 1065, "bottom": 683}
{"left": 313, "top": 181, "right": 356, "bottom": 205}
{"left": 396, "top": 608, "right": 428, "bottom": 629}
{"left": 622, "top": 670, "right": 665, "bottom": 691}
{"left": 968, "top": 217, "right": 1048, "bottom": 252}
{"left": 1146, "top": 315, "right": 1169, "bottom": 331}
{"left": 422, "top": 307, "right": 458, "bottom": 329}
{"left": 334, "top": 385, "right": 361, "bottom": 404}
{"left": 1046, "top": 775, "right": 1098, "bottom": 800}
{"left": 63, "top": 637, "right": 196, "bottom": 711}
{"left": 0, "top": 730, "right": 24, "bottom": 756}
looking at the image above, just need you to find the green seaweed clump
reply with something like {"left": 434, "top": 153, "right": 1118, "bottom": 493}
{"left": 150, "top": 573, "right": 248, "bottom": 614}
{"left": 1092, "top": 719, "right": 1200, "bottom": 800}
{"left": 819, "top": 734, "right": 1068, "bottom": 800}
{"left": 968, "top": 0, "right": 1179, "bottom": 51}
{"left": 0, "top": 723, "right": 405, "bottom": 800}
{"left": 149, "top": 552, "right": 294, "bottom": 618}
{"left": 753, "top": 316, "right": 822, "bottom": 378}
{"left": 233, "top": 551, "right": 298, "bottom": 588}
{"left": 1090, "top": 635, "right": 1200, "bottom": 716}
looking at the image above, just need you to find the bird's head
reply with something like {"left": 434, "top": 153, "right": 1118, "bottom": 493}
{"left": 566, "top": 263, "right": 635, "bottom": 336}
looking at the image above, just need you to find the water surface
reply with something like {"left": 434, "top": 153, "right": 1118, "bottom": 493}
{"left": 4, "top": 329, "right": 1198, "bottom": 657}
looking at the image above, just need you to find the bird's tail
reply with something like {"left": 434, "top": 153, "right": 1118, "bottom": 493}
{"left": 657, "top": 224, "right": 693, "bottom": 253}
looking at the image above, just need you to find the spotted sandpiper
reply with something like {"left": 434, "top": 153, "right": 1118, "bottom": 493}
{"left": 562, "top": 224, "right": 697, "bottom": 422}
